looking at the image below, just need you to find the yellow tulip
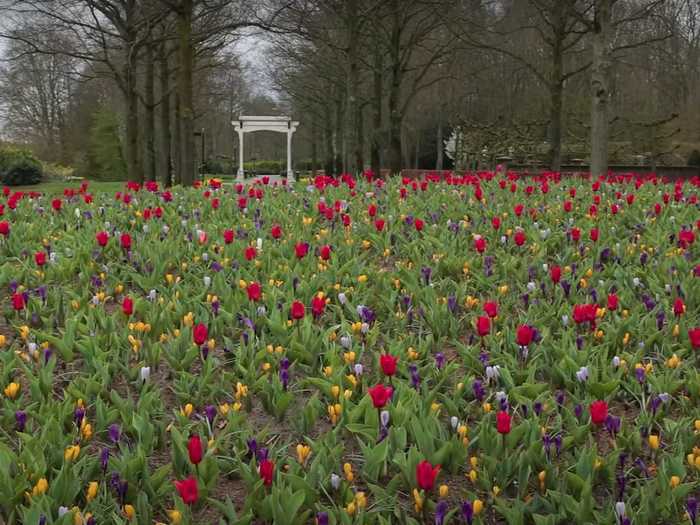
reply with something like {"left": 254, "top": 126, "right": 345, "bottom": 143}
{"left": 343, "top": 462, "right": 354, "bottom": 482}
{"left": 470, "top": 456, "right": 478, "bottom": 468}
{"left": 4, "top": 382, "right": 20, "bottom": 399}
{"left": 670, "top": 475, "right": 681, "bottom": 488}
{"left": 86, "top": 481, "right": 98, "bottom": 502}
{"left": 64, "top": 444, "right": 81, "bottom": 462}
{"left": 123, "top": 504, "right": 135, "bottom": 520}
{"left": 181, "top": 403, "right": 193, "bottom": 417}
{"left": 296, "top": 444, "right": 311, "bottom": 465}
{"left": 0, "top": 334, "right": 6, "bottom": 347}
{"left": 412, "top": 488, "right": 423, "bottom": 513}
{"left": 346, "top": 501, "right": 356, "bottom": 516}
{"left": 468, "top": 469, "right": 477, "bottom": 482}
{"left": 439, "top": 484, "right": 449, "bottom": 498}
{"left": 167, "top": 510, "right": 182, "bottom": 525}
{"left": 32, "top": 478, "right": 48, "bottom": 496}
{"left": 355, "top": 491, "right": 367, "bottom": 508}
{"left": 648, "top": 435, "right": 660, "bottom": 450}
{"left": 473, "top": 499, "right": 484, "bottom": 515}
{"left": 330, "top": 385, "right": 340, "bottom": 399}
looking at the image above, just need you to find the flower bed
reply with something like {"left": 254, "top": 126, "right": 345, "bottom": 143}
{"left": 0, "top": 172, "right": 699, "bottom": 525}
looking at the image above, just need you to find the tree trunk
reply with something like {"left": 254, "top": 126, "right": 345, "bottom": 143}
{"left": 324, "top": 104, "right": 334, "bottom": 176}
{"left": 436, "top": 113, "right": 444, "bottom": 170}
{"left": 334, "top": 95, "right": 344, "bottom": 175}
{"left": 144, "top": 41, "right": 156, "bottom": 182}
{"left": 125, "top": 66, "right": 142, "bottom": 183}
{"left": 177, "top": 0, "right": 195, "bottom": 186}
{"left": 173, "top": 91, "right": 182, "bottom": 185}
{"left": 356, "top": 104, "right": 365, "bottom": 173}
{"left": 548, "top": 1, "right": 566, "bottom": 172}
{"left": 549, "top": 80, "right": 564, "bottom": 171}
{"left": 590, "top": 0, "right": 612, "bottom": 177}
{"left": 159, "top": 40, "right": 172, "bottom": 187}
{"left": 370, "top": 43, "right": 383, "bottom": 178}
{"left": 346, "top": 0, "right": 361, "bottom": 175}
{"left": 311, "top": 113, "right": 318, "bottom": 176}
{"left": 387, "top": 0, "right": 403, "bottom": 175}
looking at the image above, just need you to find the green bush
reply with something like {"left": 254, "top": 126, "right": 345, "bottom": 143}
{"left": 76, "top": 108, "right": 127, "bottom": 181}
{"left": 688, "top": 149, "right": 700, "bottom": 167}
{"left": 0, "top": 147, "right": 43, "bottom": 186}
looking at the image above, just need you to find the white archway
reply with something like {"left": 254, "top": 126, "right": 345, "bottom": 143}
{"left": 233, "top": 116, "right": 299, "bottom": 182}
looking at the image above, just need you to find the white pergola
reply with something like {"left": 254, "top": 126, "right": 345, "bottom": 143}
{"left": 233, "top": 116, "right": 299, "bottom": 182}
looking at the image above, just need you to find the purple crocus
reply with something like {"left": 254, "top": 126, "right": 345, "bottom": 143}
{"left": 435, "top": 500, "right": 448, "bottom": 525}
{"left": 316, "top": 512, "right": 329, "bottom": 525}
{"left": 421, "top": 266, "right": 432, "bottom": 285}
{"left": 409, "top": 364, "right": 421, "bottom": 389}
{"left": 435, "top": 352, "right": 445, "bottom": 369}
{"left": 15, "top": 410, "right": 27, "bottom": 432}
{"left": 204, "top": 405, "right": 216, "bottom": 424}
{"left": 100, "top": 448, "right": 110, "bottom": 472}
{"left": 472, "top": 380, "right": 485, "bottom": 402}
{"left": 687, "top": 497, "right": 698, "bottom": 525}
{"left": 108, "top": 423, "right": 121, "bottom": 444}
{"left": 461, "top": 501, "right": 474, "bottom": 525}
{"left": 247, "top": 439, "right": 258, "bottom": 459}
{"left": 605, "top": 415, "right": 621, "bottom": 437}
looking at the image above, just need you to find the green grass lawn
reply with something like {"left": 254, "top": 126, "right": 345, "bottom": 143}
{"left": 10, "top": 180, "right": 125, "bottom": 195}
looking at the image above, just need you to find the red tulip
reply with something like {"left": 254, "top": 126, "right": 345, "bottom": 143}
{"left": 223, "top": 229, "right": 235, "bottom": 244}
{"left": 516, "top": 325, "right": 533, "bottom": 346}
{"left": 476, "top": 316, "right": 491, "bottom": 337}
{"left": 679, "top": 230, "right": 695, "bottom": 248}
{"left": 414, "top": 218, "right": 424, "bottom": 232}
{"left": 291, "top": 300, "right": 305, "bottom": 320}
{"left": 590, "top": 228, "right": 599, "bottom": 242}
{"left": 491, "top": 216, "right": 501, "bottom": 230}
{"left": 514, "top": 231, "right": 526, "bottom": 246}
{"left": 367, "top": 384, "right": 393, "bottom": 408}
{"left": 193, "top": 323, "right": 208, "bottom": 346}
{"left": 514, "top": 204, "right": 524, "bottom": 216}
{"left": 589, "top": 400, "right": 608, "bottom": 425}
{"left": 483, "top": 301, "right": 498, "bottom": 318}
{"left": 0, "top": 221, "right": 9, "bottom": 236}
{"left": 246, "top": 282, "right": 261, "bottom": 301}
{"left": 496, "top": 411, "right": 511, "bottom": 434}
{"left": 11, "top": 292, "right": 25, "bottom": 311}
{"left": 51, "top": 198, "right": 62, "bottom": 211}
{"left": 474, "top": 237, "right": 486, "bottom": 253}
{"left": 311, "top": 296, "right": 326, "bottom": 317}
{"left": 674, "top": 298, "right": 685, "bottom": 317}
{"left": 188, "top": 435, "right": 203, "bottom": 465}
{"left": 689, "top": 328, "right": 700, "bottom": 350}
{"left": 380, "top": 354, "right": 398, "bottom": 376}
{"left": 96, "top": 231, "right": 109, "bottom": 247}
{"left": 320, "top": 245, "right": 332, "bottom": 260}
{"left": 35, "top": 251, "right": 47, "bottom": 266}
{"left": 368, "top": 204, "right": 377, "bottom": 217}
{"left": 122, "top": 296, "right": 134, "bottom": 316}
{"left": 573, "top": 304, "right": 597, "bottom": 325}
{"left": 607, "top": 294, "right": 618, "bottom": 311}
{"left": 564, "top": 200, "right": 573, "bottom": 212}
{"left": 550, "top": 266, "right": 561, "bottom": 284}
{"left": 374, "top": 219, "right": 385, "bottom": 232}
{"left": 415, "top": 460, "right": 440, "bottom": 491}
{"left": 271, "top": 224, "right": 282, "bottom": 239}
{"left": 295, "top": 242, "right": 309, "bottom": 258}
{"left": 259, "top": 459, "right": 274, "bottom": 486}
{"left": 174, "top": 476, "right": 198, "bottom": 505}
{"left": 120, "top": 233, "right": 132, "bottom": 250}
{"left": 571, "top": 228, "right": 581, "bottom": 242}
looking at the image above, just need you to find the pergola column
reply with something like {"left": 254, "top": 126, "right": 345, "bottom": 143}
{"left": 236, "top": 128, "right": 244, "bottom": 181}
{"left": 287, "top": 130, "right": 295, "bottom": 182}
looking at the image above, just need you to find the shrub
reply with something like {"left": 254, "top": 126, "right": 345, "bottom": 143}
{"left": 0, "top": 147, "right": 43, "bottom": 186}
{"left": 688, "top": 149, "right": 700, "bottom": 167}
{"left": 78, "top": 108, "right": 127, "bottom": 181}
